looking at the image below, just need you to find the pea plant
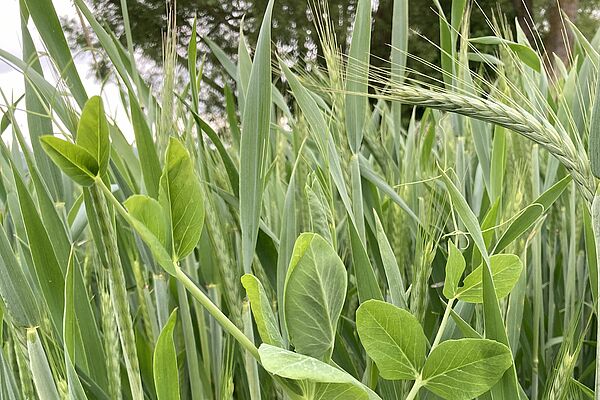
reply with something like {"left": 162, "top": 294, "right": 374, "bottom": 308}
{"left": 0, "top": 0, "right": 598, "bottom": 399}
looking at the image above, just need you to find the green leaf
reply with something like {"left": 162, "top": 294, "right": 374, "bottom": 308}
{"left": 422, "top": 339, "right": 512, "bottom": 400}
{"left": 159, "top": 137, "right": 205, "bottom": 261}
{"left": 469, "top": 36, "right": 541, "bottom": 72}
{"left": 258, "top": 344, "right": 372, "bottom": 400}
{"left": 0, "top": 225, "right": 39, "bottom": 327}
{"left": 129, "top": 92, "right": 161, "bottom": 198}
{"left": 239, "top": 0, "right": 274, "bottom": 273}
{"left": 494, "top": 175, "right": 572, "bottom": 253}
{"left": 13, "top": 165, "right": 65, "bottom": 331}
{"left": 76, "top": 96, "right": 110, "bottom": 174}
{"left": 154, "top": 309, "right": 180, "bottom": 400}
{"left": 590, "top": 42, "right": 600, "bottom": 178}
{"left": 284, "top": 233, "right": 347, "bottom": 360}
{"left": 27, "top": 328, "right": 60, "bottom": 400}
{"left": 63, "top": 250, "right": 89, "bottom": 400}
{"left": 440, "top": 169, "right": 519, "bottom": 398}
{"left": 374, "top": 212, "right": 407, "bottom": 308}
{"left": 121, "top": 195, "right": 174, "bottom": 275}
{"left": 443, "top": 241, "right": 466, "bottom": 299}
{"left": 456, "top": 254, "right": 524, "bottom": 303}
{"left": 390, "top": 0, "right": 408, "bottom": 130}
{"left": 23, "top": 0, "right": 88, "bottom": 107}
{"left": 124, "top": 195, "right": 167, "bottom": 248}
{"left": 345, "top": 0, "right": 371, "bottom": 153}
{"left": 259, "top": 344, "right": 357, "bottom": 383}
{"left": 349, "top": 218, "right": 384, "bottom": 303}
{"left": 241, "top": 274, "right": 284, "bottom": 347}
{"left": 40, "top": 136, "right": 99, "bottom": 186}
{"left": 356, "top": 300, "right": 426, "bottom": 380}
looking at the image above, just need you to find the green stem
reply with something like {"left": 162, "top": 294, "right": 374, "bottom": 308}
{"left": 89, "top": 183, "right": 143, "bottom": 400}
{"left": 592, "top": 193, "right": 600, "bottom": 399}
{"left": 95, "top": 178, "right": 261, "bottom": 362}
{"left": 431, "top": 298, "right": 455, "bottom": 350}
{"left": 405, "top": 378, "right": 422, "bottom": 400}
{"left": 175, "top": 268, "right": 261, "bottom": 360}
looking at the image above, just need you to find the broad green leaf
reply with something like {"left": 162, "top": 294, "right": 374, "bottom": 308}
{"left": 124, "top": 195, "right": 167, "bottom": 247}
{"left": 312, "top": 383, "right": 370, "bottom": 400}
{"left": 120, "top": 195, "right": 174, "bottom": 275}
{"left": 76, "top": 96, "right": 110, "bottom": 174}
{"left": 444, "top": 241, "right": 466, "bottom": 299}
{"left": 159, "top": 137, "right": 204, "bottom": 261}
{"left": 356, "top": 300, "right": 426, "bottom": 380}
{"left": 154, "top": 309, "right": 180, "bottom": 400}
{"left": 422, "top": 339, "right": 512, "bottom": 400}
{"left": 239, "top": 0, "right": 273, "bottom": 273}
{"left": 258, "top": 344, "right": 372, "bottom": 400}
{"left": 456, "top": 254, "right": 523, "bottom": 303}
{"left": 260, "top": 344, "right": 353, "bottom": 382}
{"left": 27, "top": 328, "right": 60, "bottom": 400}
{"left": 241, "top": 274, "right": 284, "bottom": 347}
{"left": 284, "top": 233, "right": 347, "bottom": 360}
{"left": 40, "top": 136, "right": 99, "bottom": 186}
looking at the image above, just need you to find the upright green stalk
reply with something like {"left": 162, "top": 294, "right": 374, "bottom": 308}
{"left": 89, "top": 183, "right": 143, "bottom": 400}
{"left": 592, "top": 189, "right": 600, "bottom": 399}
{"left": 531, "top": 145, "right": 542, "bottom": 400}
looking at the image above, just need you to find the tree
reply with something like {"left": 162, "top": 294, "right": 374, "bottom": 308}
{"left": 65, "top": 0, "right": 599, "bottom": 113}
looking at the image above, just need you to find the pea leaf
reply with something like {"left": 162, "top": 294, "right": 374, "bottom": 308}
{"left": 284, "top": 233, "right": 347, "bottom": 360}
{"left": 159, "top": 137, "right": 205, "bottom": 261}
{"left": 40, "top": 136, "right": 98, "bottom": 186}
{"left": 241, "top": 274, "right": 284, "bottom": 347}
{"left": 443, "top": 241, "right": 466, "bottom": 299}
{"left": 456, "top": 254, "right": 523, "bottom": 303}
{"left": 258, "top": 344, "right": 374, "bottom": 400}
{"left": 422, "top": 339, "right": 512, "bottom": 400}
{"left": 356, "top": 300, "right": 426, "bottom": 380}
{"left": 123, "top": 196, "right": 175, "bottom": 276}
{"left": 124, "top": 195, "right": 167, "bottom": 248}
{"left": 154, "top": 309, "right": 180, "bottom": 400}
{"left": 76, "top": 96, "right": 110, "bottom": 174}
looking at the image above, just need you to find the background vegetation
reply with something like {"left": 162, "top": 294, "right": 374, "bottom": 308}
{"left": 1, "top": 0, "right": 600, "bottom": 399}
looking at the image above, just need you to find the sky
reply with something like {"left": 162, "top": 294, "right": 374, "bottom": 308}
{"left": 0, "top": 0, "right": 131, "bottom": 142}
